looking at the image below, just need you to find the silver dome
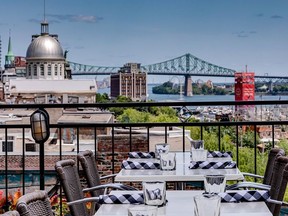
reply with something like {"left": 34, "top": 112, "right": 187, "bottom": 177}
{"left": 26, "top": 35, "right": 64, "bottom": 59}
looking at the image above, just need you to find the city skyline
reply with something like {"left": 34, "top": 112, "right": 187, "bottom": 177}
{"left": 0, "top": 0, "right": 288, "bottom": 83}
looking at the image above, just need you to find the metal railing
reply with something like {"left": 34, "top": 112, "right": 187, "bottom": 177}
{"left": 0, "top": 100, "right": 287, "bottom": 213}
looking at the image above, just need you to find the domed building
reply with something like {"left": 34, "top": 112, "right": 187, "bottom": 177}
{"left": 4, "top": 21, "right": 96, "bottom": 104}
{"left": 26, "top": 22, "right": 66, "bottom": 80}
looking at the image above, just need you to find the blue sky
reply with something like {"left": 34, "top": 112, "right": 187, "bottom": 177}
{"left": 0, "top": 0, "right": 287, "bottom": 83}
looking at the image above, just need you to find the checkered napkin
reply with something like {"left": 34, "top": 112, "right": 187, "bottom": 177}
{"left": 218, "top": 190, "right": 270, "bottom": 202}
{"left": 188, "top": 161, "right": 237, "bottom": 169}
{"left": 121, "top": 160, "right": 160, "bottom": 169}
{"left": 128, "top": 152, "right": 156, "bottom": 158}
{"left": 207, "top": 151, "right": 233, "bottom": 158}
{"left": 98, "top": 193, "right": 144, "bottom": 204}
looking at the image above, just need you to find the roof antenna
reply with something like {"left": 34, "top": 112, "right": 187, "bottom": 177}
{"left": 44, "top": 0, "right": 46, "bottom": 22}
{"left": 41, "top": 0, "right": 49, "bottom": 35}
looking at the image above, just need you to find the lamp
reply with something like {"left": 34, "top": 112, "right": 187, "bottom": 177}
{"left": 30, "top": 108, "right": 50, "bottom": 190}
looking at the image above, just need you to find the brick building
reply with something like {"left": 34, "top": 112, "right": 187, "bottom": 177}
{"left": 110, "top": 63, "right": 147, "bottom": 101}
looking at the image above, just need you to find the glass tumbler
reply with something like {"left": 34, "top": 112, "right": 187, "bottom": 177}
{"left": 191, "top": 140, "right": 204, "bottom": 150}
{"left": 194, "top": 194, "right": 221, "bottom": 216}
{"left": 143, "top": 181, "right": 166, "bottom": 206}
{"left": 155, "top": 143, "right": 170, "bottom": 159}
{"left": 160, "top": 152, "right": 176, "bottom": 170}
{"left": 204, "top": 174, "right": 226, "bottom": 194}
{"left": 191, "top": 149, "right": 207, "bottom": 161}
{"left": 128, "top": 206, "right": 158, "bottom": 216}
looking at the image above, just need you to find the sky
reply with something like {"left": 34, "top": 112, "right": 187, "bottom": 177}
{"left": 0, "top": 0, "right": 287, "bottom": 83}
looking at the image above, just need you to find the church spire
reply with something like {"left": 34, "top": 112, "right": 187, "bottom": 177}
{"left": 5, "top": 30, "right": 14, "bottom": 68}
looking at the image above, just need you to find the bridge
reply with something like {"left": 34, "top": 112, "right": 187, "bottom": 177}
{"left": 69, "top": 53, "right": 288, "bottom": 96}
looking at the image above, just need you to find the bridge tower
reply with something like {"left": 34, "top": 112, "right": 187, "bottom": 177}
{"left": 184, "top": 75, "right": 193, "bottom": 96}
{"left": 268, "top": 81, "right": 273, "bottom": 92}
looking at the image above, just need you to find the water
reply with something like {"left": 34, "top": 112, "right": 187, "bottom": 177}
{"left": 98, "top": 84, "right": 287, "bottom": 102}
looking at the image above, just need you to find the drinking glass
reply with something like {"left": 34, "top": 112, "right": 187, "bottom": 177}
{"left": 143, "top": 181, "right": 166, "bottom": 206}
{"left": 194, "top": 194, "right": 221, "bottom": 216}
{"left": 128, "top": 206, "right": 158, "bottom": 216}
{"left": 160, "top": 152, "right": 176, "bottom": 170}
{"left": 191, "top": 149, "right": 207, "bottom": 161}
{"left": 190, "top": 140, "right": 204, "bottom": 150}
{"left": 155, "top": 143, "right": 170, "bottom": 159}
{"left": 204, "top": 175, "right": 226, "bottom": 194}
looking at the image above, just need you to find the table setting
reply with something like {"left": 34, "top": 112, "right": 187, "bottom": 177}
{"left": 115, "top": 141, "right": 244, "bottom": 183}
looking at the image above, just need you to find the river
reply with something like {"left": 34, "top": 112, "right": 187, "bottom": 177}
{"left": 97, "top": 84, "right": 287, "bottom": 102}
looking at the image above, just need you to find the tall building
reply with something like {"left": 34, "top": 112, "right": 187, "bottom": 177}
{"left": 110, "top": 63, "right": 147, "bottom": 101}
{"left": 234, "top": 72, "right": 255, "bottom": 101}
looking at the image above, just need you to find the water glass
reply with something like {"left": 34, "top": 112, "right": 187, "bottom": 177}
{"left": 128, "top": 206, "right": 158, "bottom": 216}
{"left": 155, "top": 143, "right": 170, "bottom": 159}
{"left": 194, "top": 194, "right": 221, "bottom": 216}
{"left": 143, "top": 181, "right": 166, "bottom": 206}
{"left": 191, "top": 140, "right": 204, "bottom": 150}
{"left": 160, "top": 152, "right": 176, "bottom": 170}
{"left": 191, "top": 149, "right": 207, "bottom": 161}
{"left": 204, "top": 175, "right": 226, "bottom": 194}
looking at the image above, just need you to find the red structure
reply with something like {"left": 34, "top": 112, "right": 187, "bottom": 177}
{"left": 234, "top": 72, "right": 255, "bottom": 101}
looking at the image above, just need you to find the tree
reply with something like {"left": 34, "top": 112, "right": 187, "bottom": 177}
{"left": 118, "top": 108, "right": 150, "bottom": 123}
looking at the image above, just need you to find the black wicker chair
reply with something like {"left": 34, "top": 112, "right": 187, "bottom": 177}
{"left": 226, "top": 148, "right": 285, "bottom": 190}
{"left": 77, "top": 150, "right": 137, "bottom": 210}
{"left": 16, "top": 190, "right": 54, "bottom": 216}
{"left": 55, "top": 159, "right": 101, "bottom": 216}
{"left": 0, "top": 211, "right": 20, "bottom": 216}
{"left": 266, "top": 156, "right": 288, "bottom": 216}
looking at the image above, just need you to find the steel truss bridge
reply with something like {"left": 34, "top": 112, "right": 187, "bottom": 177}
{"left": 69, "top": 53, "right": 288, "bottom": 84}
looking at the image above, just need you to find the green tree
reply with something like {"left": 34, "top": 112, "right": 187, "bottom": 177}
{"left": 96, "top": 93, "right": 109, "bottom": 103}
{"left": 118, "top": 108, "right": 150, "bottom": 123}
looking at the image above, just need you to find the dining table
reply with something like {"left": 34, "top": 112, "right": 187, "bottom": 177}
{"left": 94, "top": 190, "right": 272, "bottom": 216}
{"left": 115, "top": 152, "right": 244, "bottom": 185}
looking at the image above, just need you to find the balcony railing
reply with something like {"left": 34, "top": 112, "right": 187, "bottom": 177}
{"left": 0, "top": 100, "right": 287, "bottom": 213}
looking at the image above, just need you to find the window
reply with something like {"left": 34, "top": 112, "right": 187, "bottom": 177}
{"left": 33, "top": 64, "right": 37, "bottom": 76}
{"left": 40, "top": 64, "right": 44, "bottom": 76}
{"left": 54, "top": 65, "right": 58, "bottom": 76}
{"left": 28, "top": 65, "right": 32, "bottom": 76}
{"left": 48, "top": 64, "right": 52, "bottom": 76}
{"left": 2, "top": 141, "right": 13, "bottom": 152}
{"left": 26, "top": 143, "right": 37, "bottom": 152}
{"left": 59, "top": 65, "right": 62, "bottom": 76}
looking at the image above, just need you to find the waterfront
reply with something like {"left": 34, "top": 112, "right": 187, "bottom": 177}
{"left": 98, "top": 84, "right": 288, "bottom": 102}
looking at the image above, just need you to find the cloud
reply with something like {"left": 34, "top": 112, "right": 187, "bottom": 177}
{"left": 256, "top": 13, "right": 264, "bottom": 17}
{"left": 271, "top": 15, "right": 283, "bottom": 19}
{"left": 233, "top": 30, "right": 257, "bottom": 38}
{"left": 237, "top": 34, "right": 248, "bottom": 38}
{"left": 46, "top": 14, "right": 103, "bottom": 23}
{"left": 28, "top": 18, "right": 40, "bottom": 23}
{"left": 74, "top": 46, "right": 85, "bottom": 49}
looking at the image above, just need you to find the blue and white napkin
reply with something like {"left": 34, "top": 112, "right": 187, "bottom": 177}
{"left": 98, "top": 193, "right": 144, "bottom": 204}
{"left": 121, "top": 160, "right": 160, "bottom": 169}
{"left": 207, "top": 151, "right": 233, "bottom": 158}
{"left": 188, "top": 161, "right": 237, "bottom": 169}
{"left": 128, "top": 152, "right": 156, "bottom": 159}
{"left": 218, "top": 190, "right": 270, "bottom": 202}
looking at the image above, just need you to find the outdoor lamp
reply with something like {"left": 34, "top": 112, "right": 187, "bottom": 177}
{"left": 30, "top": 108, "right": 50, "bottom": 190}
